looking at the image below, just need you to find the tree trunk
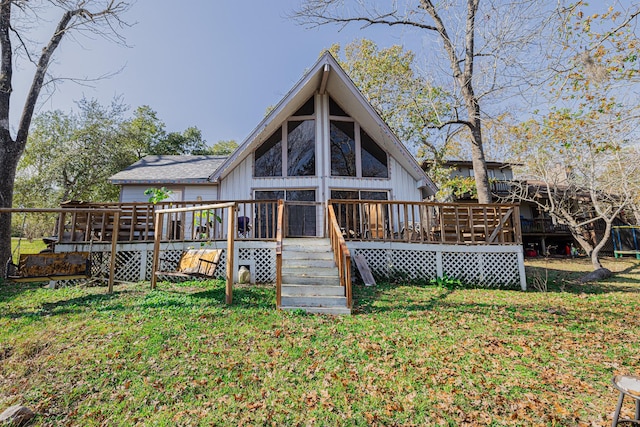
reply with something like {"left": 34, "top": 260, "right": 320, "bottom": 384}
{"left": 572, "top": 228, "right": 594, "bottom": 257}
{"left": 468, "top": 110, "right": 491, "bottom": 203}
{"left": 589, "top": 221, "right": 613, "bottom": 270}
{"left": 590, "top": 246, "right": 603, "bottom": 270}
{"left": 0, "top": 138, "right": 21, "bottom": 276}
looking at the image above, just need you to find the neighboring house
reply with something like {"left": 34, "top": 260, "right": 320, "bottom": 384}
{"left": 439, "top": 160, "right": 515, "bottom": 200}
{"left": 438, "top": 160, "right": 622, "bottom": 256}
{"left": 110, "top": 52, "right": 437, "bottom": 237}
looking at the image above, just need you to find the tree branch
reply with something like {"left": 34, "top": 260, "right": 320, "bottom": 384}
{"left": 16, "top": 2, "right": 129, "bottom": 145}
{"left": 0, "top": 1, "right": 13, "bottom": 137}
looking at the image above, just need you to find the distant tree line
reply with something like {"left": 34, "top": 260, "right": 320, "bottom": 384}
{"left": 14, "top": 98, "right": 236, "bottom": 208}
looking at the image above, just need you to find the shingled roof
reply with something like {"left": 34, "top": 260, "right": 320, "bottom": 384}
{"left": 109, "top": 155, "right": 227, "bottom": 184}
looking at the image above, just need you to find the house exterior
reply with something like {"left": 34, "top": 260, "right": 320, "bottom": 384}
{"left": 444, "top": 160, "right": 515, "bottom": 182}
{"left": 110, "top": 52, "right": 437, "bottom": 237}
{"left": 56, "top": 52, "right": 528, "bottom": 307}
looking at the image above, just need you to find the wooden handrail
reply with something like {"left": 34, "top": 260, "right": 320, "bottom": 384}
{"left": 275, "top": 200, "right": 284, "bottom": 309}
{"left": 153, "top": 202, "right": 236, "bottom": 214}
{"left": 327, "top": 205, "right": 352, "bottom": 309}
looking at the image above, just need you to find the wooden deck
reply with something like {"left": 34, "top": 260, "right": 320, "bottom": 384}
{"left": 329, "top": 200, "right": 521, "bottom": 245}
{"left": 52, "top": 199, "right": 521, "bottom": 246}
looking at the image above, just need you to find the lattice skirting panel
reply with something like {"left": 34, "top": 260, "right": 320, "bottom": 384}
{"left": 54, "top": 241, "right": 523, "bottom": 289}
{"left": 55, "top": 242, "right": 277, "bottom": 284}
{"left": 350, "top": 242, "right": 526, "bottom": 290}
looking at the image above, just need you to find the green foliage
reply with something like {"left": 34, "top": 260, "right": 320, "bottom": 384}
{"left": 150, "top": 127, "right": 207, "bottom": 155}
{"left": 201, "top": 139, "right": 238, "bottom": 155}
{"left": 143, "top": 187, "right": 172, "bottom": 204}
{"left": 17, "top": 98, "right": 129, "bottom": 206}
{"left": 428, "top": 274, "right": 465, "bottom": 290}
{"left": 16, "top": 99, "right": 208, "bottom": 207}
{"left": 438, "top": 176, "right": 478, "bottom": 200}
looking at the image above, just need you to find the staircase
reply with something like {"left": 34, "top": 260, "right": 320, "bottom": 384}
{"left": 279, "top": 238, "right": 351, "bottom": 315}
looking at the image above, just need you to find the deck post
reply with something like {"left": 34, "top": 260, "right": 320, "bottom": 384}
{"left": 108, "top": 210, "right": 120, "bottom": 293}
{"left": 275, "top": 200, "right": 284, "bottom": 309}
{"left": 150, "top": 212, "right": 163, "bottom": 290}
{"left": 513, "top": 205, "right": 522, "bottom": 244}
{"left": 517, "top": 248, "right": 527, "bottom": 291}
{"left": 226, "top": 204, "right": 236, "bottom": 304}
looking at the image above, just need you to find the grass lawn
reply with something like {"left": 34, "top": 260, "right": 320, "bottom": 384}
{"left": 10, "top": 237, "right": 47, "bottom": 263}
{"left": 1, "top": 256, "right": 639, "bottom": 426}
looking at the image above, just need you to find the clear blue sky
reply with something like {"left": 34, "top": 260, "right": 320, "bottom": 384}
{"left": 12, "top": 1, "right": 415, "bottom": 146}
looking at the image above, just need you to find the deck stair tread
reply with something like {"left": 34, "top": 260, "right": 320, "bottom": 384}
{"left": 279, "top": 237, "right": 350, "bottom": 315}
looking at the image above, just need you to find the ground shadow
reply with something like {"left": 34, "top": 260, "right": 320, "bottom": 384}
{"left": 352, "top": 281, "right": 633, "bottom": 324}
{"left": 526, "top": 264, "right": 640, "bottom": 295}
{"left": 4, "top": 290, "right": 122, "bottom": 320}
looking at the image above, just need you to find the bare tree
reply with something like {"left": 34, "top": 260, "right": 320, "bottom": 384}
{"left": 293, "top": 0, "right": 553, "bottom": 204}
{"left": 509, "top": 107, "right": 640, "bottom": 271}
{"left": 0, "top": 0, "right": 131, "bottom": 275}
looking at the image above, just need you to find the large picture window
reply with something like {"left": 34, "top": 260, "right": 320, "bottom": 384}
{"left": 329, "top": 97, "right": 388, "bottom": 179}
{"left": 361, "top": 130, "right": 388, "bottom": 178}
{"left": 287, "top": 120, "right": 315, "bottom": 176}
{"left": 254, "top": 129, "right": 282, "bottom": 177}
{"left": 254, "top": 97, "right": 316, "bottom": 178}
{"left": 330, "top": 121, "right": 356, "bottom": 177}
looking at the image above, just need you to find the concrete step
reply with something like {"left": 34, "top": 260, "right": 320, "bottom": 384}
{"left": 282, "top": 250, "right": 334, "bottom": 261}
{"left": 282, "top": 265, "right": 339, "bottom": 277}
{"left": 279, "top": 306, "right": 352, "bottom": 315}
{"left": 281, "top": 258, "right": 336, "bottom": 269}
{"left": 283, "top": 238, "right": 330, "bottom": 247}
{"left": 282, "top": 274, "right": 339, "bottom": 286}
{"left": 281, "top": 284, "right": 345, "bottom": 296}
{"left": 281, "top": 295, "right": 347, "bottom": 308}
{"left": 283, "top": 239, "right": 332, "bottom": 252}
{"left": 278, "top": 238, "right": 350, "bottom": 314}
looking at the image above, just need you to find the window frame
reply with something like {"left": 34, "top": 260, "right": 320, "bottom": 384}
{"left": 329, "top": 97, "right": 389, "bottom": 179}
{"left": 253, "top": 97, "right": 317, "bottom": 178}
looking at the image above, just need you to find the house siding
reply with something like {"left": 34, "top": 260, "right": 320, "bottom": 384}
{"left": 120, "top": 184, "right": 218, "bottom": 203}
{"left": 389, "top": 158, "right": 422, "bottom": 201}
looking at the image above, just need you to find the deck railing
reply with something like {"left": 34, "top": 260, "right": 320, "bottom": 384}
{"left": 329, "top": 199, "right": 522, "bottom": 245}
{"left": 57, "top": 200, "right": 279, "bottom": 243}
{"left": 490, "top": 180, "right": 513, "bottom": 194}
{"left": 327, "top": 205, "right": 352, "bottom": 308}
{"left": 57, "top": 199, "right": 522, "bottom": 245}
{"left": 520, "top": 218, "right": 570, "bottom": 234}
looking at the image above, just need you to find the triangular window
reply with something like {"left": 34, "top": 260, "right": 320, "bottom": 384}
{"left": 254, "top": 96, "right": 316, "bottom": 177}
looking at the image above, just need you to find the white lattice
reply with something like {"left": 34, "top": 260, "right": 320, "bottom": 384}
{"left": 351, "top": 244, "right": 524, "bottom": 288}
{"left": 90, "top": 252, "right": 110, "bottom": 279}
{"left": 481, "top": 252, "right": 520, "bottom": 287}
{"left": 55, "top": 241, "right": 522, "bottom": 289}
{"left": 443, "top": 252, "right": 481, "bottom": 283}
{"left": 391, "top": 250, "right": 437, "bottom": 279}
{"left": 354, "top": 249, "right": 391, "bottom": 277}
{"left": 239, "top": 248, "right": 252, "bottom": 261}
{"left": 114, "top": 251, "right": 142, "bottom": 282}
{"left": 212, "top": 250, "right": 226, "bottom": 279}
{"left": 254, "top": 248, "right": 275, "bottom": 283}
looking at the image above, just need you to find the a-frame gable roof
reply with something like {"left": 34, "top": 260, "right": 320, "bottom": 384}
{"left": 209, "top": 52, "right": 436, "bottom": 193}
